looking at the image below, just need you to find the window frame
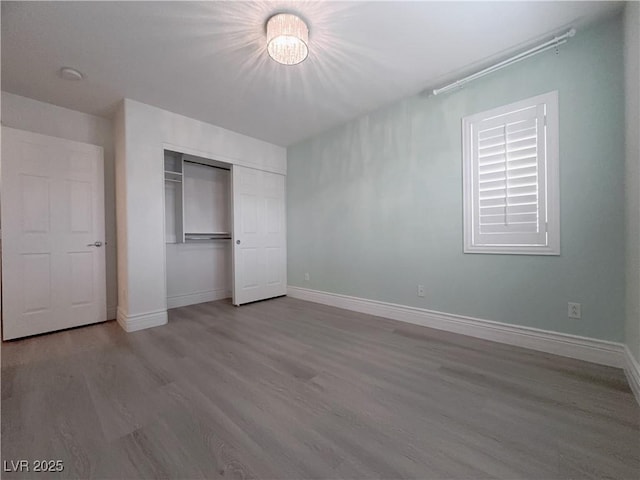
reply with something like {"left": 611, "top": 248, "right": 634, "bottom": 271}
{"left": 462, "top": 91, "right": 560, "bottom": 256}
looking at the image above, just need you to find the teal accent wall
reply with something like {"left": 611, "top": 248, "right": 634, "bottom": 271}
{"left": 287, "top": 15, "right": 626, "bottom": 342}
{"left": 624, "top": 2, "right": 640, "bottom": 361}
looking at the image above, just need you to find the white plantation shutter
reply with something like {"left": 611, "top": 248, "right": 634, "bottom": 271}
{"left": 463, "top": 92, "right": 559, "bottom": 255}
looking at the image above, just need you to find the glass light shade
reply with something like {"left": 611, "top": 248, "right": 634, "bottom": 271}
{"left": 266, "top": 13, "right": 309, "bottom": 65}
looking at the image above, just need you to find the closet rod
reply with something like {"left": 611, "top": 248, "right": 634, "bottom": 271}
{"left": 183, "top": 158, "right": 230, "bottom": 172}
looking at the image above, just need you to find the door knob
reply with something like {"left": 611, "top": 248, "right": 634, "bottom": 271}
{"left": 236, "top": 240, "right": 241, "bottom": 245}
{"left": 87, "top": 241, "right": 103, "bottom": 247}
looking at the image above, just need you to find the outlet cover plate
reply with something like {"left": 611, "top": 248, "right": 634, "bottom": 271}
{"left": 568, "top": 302, "right": 581, "bottom": 319}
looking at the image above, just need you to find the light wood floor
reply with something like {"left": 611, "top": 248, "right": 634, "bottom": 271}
{"left": 2, "top": 297, "right": 639, "bottom": 479}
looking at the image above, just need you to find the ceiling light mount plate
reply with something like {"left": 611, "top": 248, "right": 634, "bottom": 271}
{"left": 266, "top": 12, "right": 309, "bottom": 66}
{"left": 59, "top": 67, "right": 84, "bottom": 81}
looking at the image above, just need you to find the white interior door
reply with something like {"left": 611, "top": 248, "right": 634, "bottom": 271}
{"left": 232, "top": 165, "right": 286, "bottom": 305}
{"left": 1, "top": 127, "right": 106, "bottom": 340}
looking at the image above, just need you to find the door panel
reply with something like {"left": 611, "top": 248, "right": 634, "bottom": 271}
{"left": 69, "top": 252, "right": 95, "bottom": 306}
{"left": 22, "top": 254, "right": 52, "bottom": 313}
{"left": 241, "top": 247, "right": 260, "bottom": 288}
{"left": 2, "top": 127, "right": 106, "bottom": 340}
{"left": 21, "top": 174, "right": 51, "bottom": 232}
{"left": 232, "top": 165, "right": 286, "bottom": 305}
{"left": 241, "top": 193, "right": 259, "bottom": 234}
{"left": 265, "top": 247, "right": 282, "bottom": 286}
{"left": 69, "top": 180, "right": 93, "bottom": 232}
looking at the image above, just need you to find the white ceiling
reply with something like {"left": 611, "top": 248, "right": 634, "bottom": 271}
{"left": 1, "top": 1, "right": 623, "bottom": 146}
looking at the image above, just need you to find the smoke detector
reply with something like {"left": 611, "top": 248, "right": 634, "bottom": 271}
{"left": 59, "top": 67, "right": 84, "bottom": 81}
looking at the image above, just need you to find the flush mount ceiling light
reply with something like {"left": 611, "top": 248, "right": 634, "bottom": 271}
{"left": 59, "top": 67, "right": 84, "bottom": 81}
{"left": 266, "top": 13, "right": 309, "bottom": 65}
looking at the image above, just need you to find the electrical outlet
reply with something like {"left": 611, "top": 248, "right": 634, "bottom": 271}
{"left": 304, "top": 272, "right": 310, "bottom": 281}
{"left": 568, "top": 302, "right": 581, "bottom": 319}
{"left": 417, "top": 285, "right": 425, "bottom": 297}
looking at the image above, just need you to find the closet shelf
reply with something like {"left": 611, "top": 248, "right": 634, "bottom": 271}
{"left": 185, "top": 232, "right": 232, "bottom": 241}
{"left": 164, "top": 170, "right": 183, "bottom": 184}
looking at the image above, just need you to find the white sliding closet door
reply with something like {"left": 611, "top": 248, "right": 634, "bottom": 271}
{"left": 1, "top": 127, "right": 106, "bottom": 340}
{"left": 232, "top": 165, "right": 286, "bottom": 305}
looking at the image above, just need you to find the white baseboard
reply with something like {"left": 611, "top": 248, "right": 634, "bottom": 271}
{"left": 624, "top": 346, "right": 640, "bottom": 405}
{"left": 107, "top": 305, "right": 117, "bottom": 321}
{"left": 287, "top": 286, "right": 626, "bottom": 368}
{"left": 116, "top": 307, "right": 168, "bottom": 333}
{"left": 167, "top": 289, "right": 231, "bottom": 309}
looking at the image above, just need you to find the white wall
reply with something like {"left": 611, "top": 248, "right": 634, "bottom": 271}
{"left": 115, "top": 99, "right": 286, "bottom": 331}
{"left": 625, "top": 2, "right": 640, "bottom": 366}
{"left": 1, "top": 92, "right": 118, "bottom": 319}
{"left": 182, "top": 163, "right": 230, "bottom": 234}
{"left": 166, "top": 242, "right": 231, "bottom": 308}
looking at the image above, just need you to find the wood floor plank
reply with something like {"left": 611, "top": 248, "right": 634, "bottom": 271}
{"left": 2, "top": 296, "right": 639, "bottom": 479}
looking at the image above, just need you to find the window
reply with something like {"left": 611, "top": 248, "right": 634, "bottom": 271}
{"left": 462, "top": 91, "right": 559, "bottom": 255}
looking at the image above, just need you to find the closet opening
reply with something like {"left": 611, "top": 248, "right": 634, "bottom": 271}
{"left": 164, "top": 149, "right": 233, "bottom": 309}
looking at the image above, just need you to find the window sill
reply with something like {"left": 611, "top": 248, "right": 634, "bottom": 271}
{"left": 464, "top": 244, "right": 560, "bottom": 256}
